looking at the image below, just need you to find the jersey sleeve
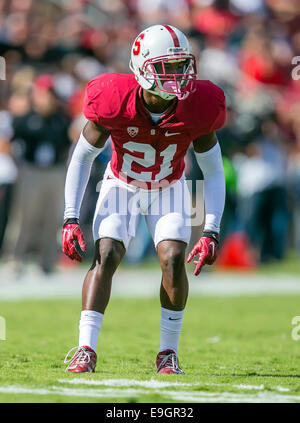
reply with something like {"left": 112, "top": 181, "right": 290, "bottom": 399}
{"left": 209, "top": 85, "right": 226, "bottom": 132}
{"left": 187, "top": 81, "right": 227, "bottom": 139}
{"left": 83, "top": 73, "right": 129, "bottom": 129}
{"left": 83, "top": 76, "right": 104, "bottom": 125}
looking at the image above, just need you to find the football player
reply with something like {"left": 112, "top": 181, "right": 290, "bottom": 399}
{"left": 63, "top": 25, "right": 226, "bottom": 374}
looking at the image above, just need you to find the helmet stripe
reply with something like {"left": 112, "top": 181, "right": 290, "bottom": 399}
{"left": 164, "top": 25, "right": 180, "bottom": 47}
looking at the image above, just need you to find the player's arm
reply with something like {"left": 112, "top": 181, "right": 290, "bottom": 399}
{"left": 62, "top": 121, "right": 110, "bottom": 261}
{"left": 186, "top": 131, "right": 225, "bottom": 275}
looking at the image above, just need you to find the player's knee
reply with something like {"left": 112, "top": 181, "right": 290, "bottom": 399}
{"left": 160, "top": 247, "right": 185, "bottom": 275}
{"left": 99, "top": 241, "right": 124, "bottom": 271}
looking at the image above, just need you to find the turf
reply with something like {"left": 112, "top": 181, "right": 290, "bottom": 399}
{"left": 0, "top": 295, "right": 300, "bottom": 403}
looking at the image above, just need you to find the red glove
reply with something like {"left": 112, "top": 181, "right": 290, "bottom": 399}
{"left": 186, "top": 231, "right": 219, "bottom": 276}
{"left": 62, "top": 219, "right": 86, "bottom": 262}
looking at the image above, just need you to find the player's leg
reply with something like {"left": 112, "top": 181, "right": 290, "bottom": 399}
{"left": 77, "top": 237, "right": 125, "bottom": 351}
{"left": 145, "top": 178, "right": 191, "bottom": 374}
{"left": 65, "top": 238, "right": 125, "bottom": 372}
{"left": 65, "top": 241, "right": 126, "bottom": 374}
{"left": 82, "top": 237, "right": 125, "bottom": 313}
{"left": 155, "top": 240, "right": 188, "bottom": 374}
{"left": 65, "top": 168, "right": 138, "bottom": 372}
{"left": 158, "top": 240, "right": 188, "bottom": 311}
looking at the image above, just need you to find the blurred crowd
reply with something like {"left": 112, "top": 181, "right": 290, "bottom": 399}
{"left": 0, "top": 0, "right": 299, "bottom": 273}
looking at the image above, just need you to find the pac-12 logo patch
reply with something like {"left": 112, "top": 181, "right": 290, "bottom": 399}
{"left": 127, "top": 127, "right": 139, "bottom": 137}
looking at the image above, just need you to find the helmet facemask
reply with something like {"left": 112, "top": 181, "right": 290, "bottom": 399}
{"left": 141, "top": 48, "right": 197, "bottom": 100}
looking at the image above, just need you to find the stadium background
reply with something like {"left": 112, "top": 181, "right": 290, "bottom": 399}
{"left": 0, "top": 0, "right": 300, "bottom": 404}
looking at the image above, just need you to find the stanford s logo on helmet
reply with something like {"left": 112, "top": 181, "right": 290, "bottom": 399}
{"left": 129, "top": 25, "right": 197, "bottom": 101}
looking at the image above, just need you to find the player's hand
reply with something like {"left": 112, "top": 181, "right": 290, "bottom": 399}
{"left": 186, "top": 231, "right": 219, "bottom": 276}
{"left": 62, "top": 218, "right": 86, "bottom": 262}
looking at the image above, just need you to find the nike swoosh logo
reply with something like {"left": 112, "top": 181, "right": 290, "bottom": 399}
{"left": 165, "top": 131, "right": 180, "bottom": 137}
{"left": 209, "top": 241, "right": 215, "bottom": 257}
{"left": 168, "top": 317, "right": 181, "bottom": 321}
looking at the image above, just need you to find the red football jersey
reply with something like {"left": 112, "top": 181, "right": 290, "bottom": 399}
{"left": 83, "top": 73, "right": 226, "bottom": 189}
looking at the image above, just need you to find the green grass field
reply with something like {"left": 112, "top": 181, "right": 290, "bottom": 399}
{"left": 1, "top": 293, "right": 300, "bottom": 403}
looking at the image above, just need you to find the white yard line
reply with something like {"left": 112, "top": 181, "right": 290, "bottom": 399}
{"left": 232, "top": 384, "right": 265, "bottom": 390}
{"left": 166, "top": 390, "right": 300, "bottom": 403}
{"left": 0, "top": 384, "right": 298, "bottom": 403}
{"left": 1, "top": 266, "right": 300, "bottom": 300}
{"left": 59, "top": 378, "right": 292, "bottom": 395}
{"left": 276, "top": 386, "right": 290, "bottom": 392}
{"left": 0, "top": 385, "right": 144, "bottom": 398}
{"left": 57, "top": 378, "right": 192, "bottom": 388}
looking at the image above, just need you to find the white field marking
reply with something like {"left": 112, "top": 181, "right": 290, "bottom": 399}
{"left": 0, "top": 385, "right": 299, "bottom": 403}
{"left": 58, "top": 378, "right": 291, "bottom": 395}
{"left": 205, "top": 382, "right": 290, "bottom": 393}
{"left": 0, "top": 385, "right": 146, "bottom": 399}
{"left": 57, "top": 378, "right": 192, "bottom": 388}
{"left": 1, "top": 266, "right": 300, "bottom": 300}
{"left": 166, "top": 390, "right": 300, "bottom": 403}
{"left": 233, "top": 384, "right": 264, "bottom": 390}
{"left": 276, "top": 386, "right": 290, "bottom": 392}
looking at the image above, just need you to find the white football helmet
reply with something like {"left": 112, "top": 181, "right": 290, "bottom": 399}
{"left": 129, "top": 24, "right": 197, "bottom": 101}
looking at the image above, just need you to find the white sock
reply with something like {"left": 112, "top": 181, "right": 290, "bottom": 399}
{"left": 159, "top": 307, "right": 184, "bottom": 354}
{"left": 78, "top": 310, "right": 103, "bottom": 353}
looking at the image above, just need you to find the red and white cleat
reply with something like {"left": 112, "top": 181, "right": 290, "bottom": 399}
{"left": 156, "top": 349, "right": 185, "bottom": 374}
{"left": 64, "top": 346, "right": 97, "bottom": 373}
